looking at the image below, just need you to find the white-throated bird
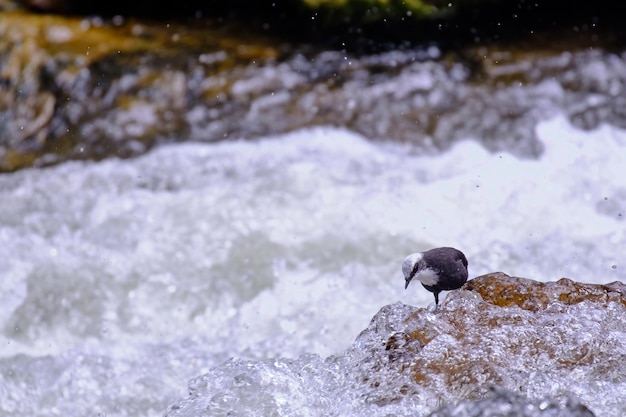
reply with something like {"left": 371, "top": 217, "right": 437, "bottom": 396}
{"left": 402, "top": 247, "right": 468, "bottom": 310}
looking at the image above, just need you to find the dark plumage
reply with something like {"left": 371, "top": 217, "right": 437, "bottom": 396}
{"left": 402, "top": 247, "right": 468, "bottom": 309}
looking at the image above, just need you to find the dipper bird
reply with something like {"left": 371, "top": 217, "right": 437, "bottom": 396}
{"left": 402, "top": 247, "right": 468, "bottom": 309}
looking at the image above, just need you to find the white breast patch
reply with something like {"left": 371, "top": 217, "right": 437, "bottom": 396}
{"left": 415, "top": 268, "right": 440, "bottom": 286}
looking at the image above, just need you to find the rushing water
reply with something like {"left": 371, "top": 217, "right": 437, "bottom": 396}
{"left": 1, "top": 114, "right": 625, "bottom": 416}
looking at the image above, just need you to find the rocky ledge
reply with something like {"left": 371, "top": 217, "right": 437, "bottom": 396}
{"left": 363, "top": 273, "right": 626, "bottom": 414}
{"left": 165, "top": 274, "right": 626, "bottom": 416}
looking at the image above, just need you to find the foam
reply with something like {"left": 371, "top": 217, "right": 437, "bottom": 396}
{"left": 0, "top": 115, "right": 625, "bottom": 416}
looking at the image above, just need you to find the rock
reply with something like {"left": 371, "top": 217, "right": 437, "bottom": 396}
{"left": 0, "top": 12, "right": 161, "bottom": 170}
{"left": 2, "top": 9, "right": 626, "bottom": 172}
{"left": 428, "top": 388, "right": 596, "bottom": 417}
{"left": 0, "top": 12, "right": 279, "bottom": 171}
{"left": 358, "top": 273, "right": 626, "bottom": 412}
{"left": 464, "top": 272, "right": 626, "bottom": 311}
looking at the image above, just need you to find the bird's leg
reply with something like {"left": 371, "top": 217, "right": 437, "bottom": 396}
{"left": 434, "top": 292, "right": 440, "bottom": 311}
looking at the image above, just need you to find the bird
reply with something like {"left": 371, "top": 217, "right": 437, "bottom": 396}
{"left": 402, "top": 247, "right": 468, "bottom": 310}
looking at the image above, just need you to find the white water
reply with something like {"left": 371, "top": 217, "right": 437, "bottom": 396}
{"left": 1, "top": 115, "right": 625, "bottom": 416}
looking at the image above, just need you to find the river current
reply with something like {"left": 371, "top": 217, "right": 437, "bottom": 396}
{"left": 1, "top": 114, "right": 625, "bottom": 416}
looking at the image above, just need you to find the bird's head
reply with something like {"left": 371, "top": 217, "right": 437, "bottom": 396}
{"left": 402, "top": 252, "right": 424, "bottom": 289}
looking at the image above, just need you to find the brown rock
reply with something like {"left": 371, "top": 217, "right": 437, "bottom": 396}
{"left": 0, "top": 11, "right": 280, "bottom": 171}
{"left": 358, "top": 273, "right": 626, "bottom": 412}
{"left": 463, "top": 272, "right": 626, "bottom": 311}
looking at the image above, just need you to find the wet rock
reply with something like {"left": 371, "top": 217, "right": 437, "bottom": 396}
{"left": 0, "top": 13, "right": 157, "bottom": 169}
{"left": 464, "top": 272, "right": 626, "bottom": 311}
{"left": 364, "top": 273, "right": 626, "bottom": 412}
{"left": 0, "top": 12, "right": 279, "bottom": 171}
{"left": 428, "top": 388, "right": 596, "bottom": 417}
{"left": 2, "top": 11, "right": 626, "bottom": 172}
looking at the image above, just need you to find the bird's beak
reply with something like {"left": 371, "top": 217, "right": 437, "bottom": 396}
{"left": 405, "top": 279, "right": 411, "bottom": 289}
